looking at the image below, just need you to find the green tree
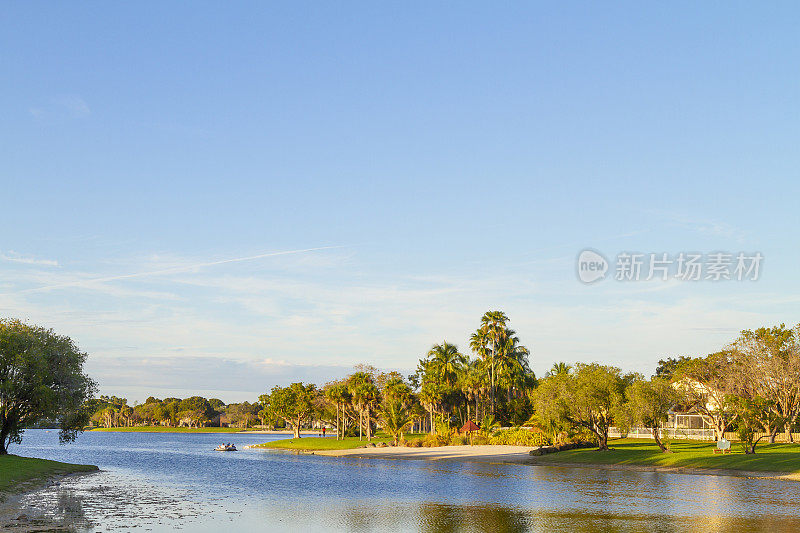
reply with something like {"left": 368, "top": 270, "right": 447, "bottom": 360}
{"left": 673, "top": 351, "right": 738, "bottom": 441}
{"left": 0, "top": 319, "right": 96, "bottom": 454}
{"left": 734, "top": 324, "right": 800, "bottom": 443}
{"left": 380, "top": 399, "right": 412, "bottom": 445}
{"left": 324, "top": 382, "right": 350, "bottom": 440}
{"left": 419, "top": 380, "right": 445, "bottom": 435}
{"left": 264, "top": 383, "right": 317, "bottom": 438}
{"left": 427, "top": 342, "right": 467, "bottom": 387}
{"left": 535, "top": 363, "right": 627, "bottom": 450}
{"left": 470, "top": 311, "right": 509, "bottom": 416}
{"left": 624, "top": 377, "right": 679, "bottom": 452}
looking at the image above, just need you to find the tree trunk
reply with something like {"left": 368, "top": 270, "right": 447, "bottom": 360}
{"left": 293, "top": 419, "right": 300, "bottom": 439}
{"left": 652, "top": 426, "right": 670, "bottom": 453}
{"left": 336, "top": 403, "right": 340, "bottom": 440}
{"left": 786, "top": 425, "right": 794, "bottom": 443}
{"left": 359, "top": 408, "right": 363, "bottom": 441}
{"left": 430, "top": 409, "right": 434, "bottom": 435}
{"left": 366, "top": 405, "right": 372, "bottom": 440}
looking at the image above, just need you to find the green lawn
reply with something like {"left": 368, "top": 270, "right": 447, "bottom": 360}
{"left": 89, "top": 426, "right": 246, "bottom": 433}
{"left": 531, "top": 439, "right": 800, "bottom": 473}
{"left": 0, "top": 455, "right": 98, "bottom": 492}
{"left": 252, "top": 433, "right": 426, "bottom": 451}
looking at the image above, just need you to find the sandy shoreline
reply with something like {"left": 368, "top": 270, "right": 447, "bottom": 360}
{"left": 314, "top": 445, "right": 800, "bottom": 481}
{"left": 315, "top": 444, "right": 535, "bottom": 463}
{"left": 0, "top": 469, "right": 99, "bottom": 532}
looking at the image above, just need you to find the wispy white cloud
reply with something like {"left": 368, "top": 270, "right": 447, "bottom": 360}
{"left": 646, "top": 209, "right": 750, "bottom": 242}
{"left": 0, "top": 250, "right": 59, "bottom": 266}
{"left": 13, "top": 245, "right": 343, "bottom": 294}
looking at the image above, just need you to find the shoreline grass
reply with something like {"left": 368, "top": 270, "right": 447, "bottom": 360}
{"left": 251, "top": 433, "right": 426, "bottom": 451}
{"left": 0, "top": 455, "right": 98, "bottom": 493}
{"left": 89, "top": 426, "right": 247, "bottom": 433}
{"left": 529, "top": 439, "right": 800, "bottom": 474}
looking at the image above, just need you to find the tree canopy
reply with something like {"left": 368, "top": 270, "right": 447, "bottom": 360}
{"left": 0, "top": 319, "right": 96, "bottom": 454}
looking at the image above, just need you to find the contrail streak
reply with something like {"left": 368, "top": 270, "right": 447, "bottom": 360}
{"left": 15, "top": 245, "right": 343, "bottom": 294}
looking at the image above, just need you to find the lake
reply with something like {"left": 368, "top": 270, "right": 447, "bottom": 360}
{"left": 17, "top": 430, "right": 800, "bottom": 532}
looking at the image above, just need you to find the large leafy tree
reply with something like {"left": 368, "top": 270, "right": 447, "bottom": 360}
{"left": 0, "top": 319, "right": 96, "bottom": 454}
{"left": 733, "top": 324, "right": 800, "bottom": 443}
{"left": 535, "top": 363, "right": 627, "bottom": 450}
{"left": 262, "top": 382, "right": 317, "bottom": 439}
{"left": 673, "top": 351, "right": 738, "bottom": 441}
{"left": 624, "top": 377, "right": 679, "bottom": 452}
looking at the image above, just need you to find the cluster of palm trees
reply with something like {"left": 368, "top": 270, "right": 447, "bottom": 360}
{"left": 259, "top": 311, "right": 536, "bottom": 442}
{"left": 416, "top": 311, "right": 536, "bottom": 430}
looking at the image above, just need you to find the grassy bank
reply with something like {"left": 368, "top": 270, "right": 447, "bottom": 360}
{"left": 0, "top": 455, "right": 98, "bottom": 492}
{"left": 251, "top": 434, "right": 426, "bottom": 451}
{"left": 530, "top": 439, "right": 800, "bottom": 473}
{"left": 90, "top": 426, "right": 246, "bottom": 433}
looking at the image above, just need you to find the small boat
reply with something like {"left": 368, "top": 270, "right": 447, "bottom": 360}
{"left": 214, "top": 444, "right": 237, "bottom": 451}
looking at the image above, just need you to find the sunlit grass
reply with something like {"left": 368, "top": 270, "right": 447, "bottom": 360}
{"left": 531, "top": 439, "right": 800, "bottom": 473}
{"left": 0, "top": 455, "right": 97, "bottom": 492}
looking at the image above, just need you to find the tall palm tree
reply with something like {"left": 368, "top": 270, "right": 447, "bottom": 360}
{"left": 325, "top": 383, "right": 349, "bottom": 440}
{"left": 427, "top": 342, "right": 467, "bottom": 387}
{"left": 348, "top": 372, "right": 372, "bottom": 441}
{"left": 472, "top": 310, "right": 509, "bottom": 415}
{"left": 495, "top": 330, "right": 530, "bottom": 402}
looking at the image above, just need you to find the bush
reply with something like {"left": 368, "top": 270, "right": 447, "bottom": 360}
{"left": 421, "top": 434, "right": 447, "bottom": 447}
{"left": 471, "top": 435, "right": 489, "bottom": 445}
{"left": 489, "top": 427, "right": 551, "bottom": 447}
{"left": 449, "top": 435, "right": 468, "bottom": 446}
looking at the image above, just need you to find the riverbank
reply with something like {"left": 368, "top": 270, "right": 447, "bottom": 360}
{"left": 526, "top": 439, "right": 800, "bottom": 477}
{"left": 303, "top": 439, "right": 800, "bottom": 480}
{"left": 0, "top": 455, "right": 98, "bottom": 531}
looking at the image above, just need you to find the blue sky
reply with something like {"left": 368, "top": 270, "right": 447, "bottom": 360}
{"left": 1, "top": 3, "right": 799, "bottom": 402}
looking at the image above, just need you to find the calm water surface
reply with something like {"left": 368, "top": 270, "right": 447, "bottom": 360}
{"left": 17, "top": 430, "right": 800, "bottom": 532}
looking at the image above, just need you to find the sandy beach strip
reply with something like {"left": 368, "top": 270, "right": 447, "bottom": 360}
{"left": 314, "top": 444, "right": 535, "bottom": 463}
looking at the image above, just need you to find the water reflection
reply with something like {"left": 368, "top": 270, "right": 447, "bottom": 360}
{"left": 16, "top": 430, "right": 800, "bottom": 532}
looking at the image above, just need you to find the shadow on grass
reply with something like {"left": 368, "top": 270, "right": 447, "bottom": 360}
{"left": 536, "top": 439, "right": 800, "bottom": 473}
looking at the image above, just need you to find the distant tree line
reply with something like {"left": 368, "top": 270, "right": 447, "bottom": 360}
{"left": 86, "top": 395, "right": 261, "bottom": 429}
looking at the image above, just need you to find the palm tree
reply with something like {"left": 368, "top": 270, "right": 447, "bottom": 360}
{"left": 325, "top": 383, "right": 350, "bottom": 440}
{"left": 348, "top": 372, "right": 372, "bottom": 441}
{"left": 381, "top": 400, "right": 412, "bottom": 445}
{"left": 427, "top": 342, "right": 467, "bottom": 387}
{"left": 459, "top": 359, "right": 485, "bottom": 423}
{"left": 472, "top": 310, "right": 509, "bottom": 415}
{"left": 419, "top": 381, "right": 445, "bottom": 435}
{"left": 548, "top": 361, "right": 572, "bottom": 377}
{"left": 495, "top": 329, "right": 531, "bottom": 401}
